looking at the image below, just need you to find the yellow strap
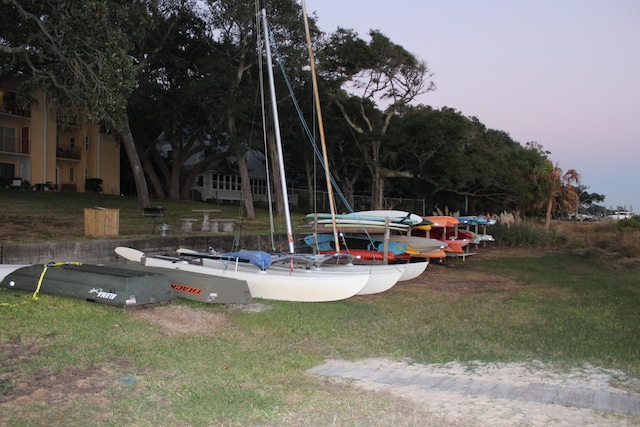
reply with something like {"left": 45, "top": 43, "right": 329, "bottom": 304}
{"left": 31, "top": 262, "right": 82, "bottom": 300}
{"left": 31, "top": 264, "right": 49, "bottom": 300}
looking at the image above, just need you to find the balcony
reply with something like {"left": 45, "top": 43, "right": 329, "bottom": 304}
{"left": 0, "top": 92, "right": 30, "bottom": 119}
{"left": 56, "top": 147, "right": 81, "bottom": 160}
{"left": 0, "top": 135, "right": 30, "bottom": 155}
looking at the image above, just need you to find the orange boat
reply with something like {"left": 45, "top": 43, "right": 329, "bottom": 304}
{"left": 423, "top": 216, "right": 458, "bottom": 227}
{"left": 414, "top": 249, "right": 447, "bottom": 259}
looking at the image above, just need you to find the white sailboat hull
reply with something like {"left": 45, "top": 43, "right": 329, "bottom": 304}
{"left": 305, "top": 263, "right": 405, "bottom": 295}
{"left": 396, "top": 260, "right": 429, "bottom": 281}
{"left": 116, "top": 248, "right": 369, "bottom": 302}
{"left": 196, "top": 257, "right": 370, "bottom": 301}
{"left": 0, "top": 265, "right": 29, "bottom": 282}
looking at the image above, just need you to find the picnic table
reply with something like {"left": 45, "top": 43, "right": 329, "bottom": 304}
{"left": 192, "top": 209, "right": 222, "bottom": 232}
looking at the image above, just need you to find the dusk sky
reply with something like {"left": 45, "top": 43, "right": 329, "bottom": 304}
{"left": 308, "top": 0, "right": 640, "bottom": 213}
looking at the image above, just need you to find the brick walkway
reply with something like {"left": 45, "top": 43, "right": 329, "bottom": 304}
{"left": 308, "top": 361, "right": 640, "bottom": 417}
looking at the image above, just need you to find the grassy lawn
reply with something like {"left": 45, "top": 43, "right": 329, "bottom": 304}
{"left": 1, "top": 251, "right": 639, "bottom": 425}
{"left": 1, "top": 190, "right": 639, "bottom": 425}
{"left": 0, "top": 190, "right": 308, "bottom": 243}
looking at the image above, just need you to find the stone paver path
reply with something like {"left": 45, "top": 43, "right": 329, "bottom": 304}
{"left": 308, "top": 361, "right": 640, "bottom": 417}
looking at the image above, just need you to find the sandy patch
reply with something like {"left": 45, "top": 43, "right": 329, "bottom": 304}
{"left": 128, "top": 304, "right": 232, "bottom": 336}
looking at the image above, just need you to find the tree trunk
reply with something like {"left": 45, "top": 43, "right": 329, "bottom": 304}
{"left": 267, "top": 129, "right": 284, "bottom": 216}
{"left": 236, "top": 147, "right": 255, "bottom": 219}
{"left": 304, "top": 158, "right": 315, "bottom": 211}
{"left": 167, "top": 150, "right": 182, "bottom": 201}
{"left": 138, "top": 148, "right": 165, "bottom": 200}
{"left": 371, "top": 172, "right": 385, "bottom": 210}
{"left": 544, "top": 196, "right": 554, "bottom": 231}
{"left": 119, "top": 121, "right": 150, "bottom": 208}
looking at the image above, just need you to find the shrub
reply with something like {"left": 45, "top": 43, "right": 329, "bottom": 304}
{"left": 85, "top": 178, "right": 103, "bottom": 193}
{"left": 491, "top": 220, "right": 569, "bottom": 248}
{"left": 616, "top": 218, "right": 640, "bottom": 233}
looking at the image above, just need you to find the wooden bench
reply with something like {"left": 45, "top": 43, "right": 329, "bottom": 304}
{"left": 142, "top": 206, "right": 165, "bottom": 234}
{"left": 179, "top": 218, "right": 198, "bottom": 232}
{"left": 209, "top": 218, "right": 236, "bottom": 233}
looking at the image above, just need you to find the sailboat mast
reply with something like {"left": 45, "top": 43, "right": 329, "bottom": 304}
{"left": 301, "top": 0, "right": 341, "bottom": 253}
{"left": 259, "top": 0, "right": 295, "bottom": 254}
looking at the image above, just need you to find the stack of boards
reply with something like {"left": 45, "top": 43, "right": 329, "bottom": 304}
{"left": 304, "top": 210, "right": 425, "bottom": 234}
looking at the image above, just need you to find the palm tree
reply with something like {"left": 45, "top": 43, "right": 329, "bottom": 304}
{"left": 544, "top": 162, "right": 581, "bottom": 230}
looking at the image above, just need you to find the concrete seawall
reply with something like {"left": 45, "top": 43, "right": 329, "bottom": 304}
{"left": 0, "top": 234, "right": 293, "bottom": 265}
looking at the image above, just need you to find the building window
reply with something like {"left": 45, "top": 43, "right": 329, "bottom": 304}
{"left": 250, "top": 178, "right": 267, "bottom": 195}
{"left": 85, "top": 136, "right": 89, "bottom": 151}
{"left": 70, "top": 137, "right": 75, "bottom": 148}
{"left": 69, "top": 167, "right": 75, "bottom": 182}
{"left": 197, "top": 175, "right": 203, "bottom": 186}
{"left": 0, "top": 125, "right": 17, "bottom": 152}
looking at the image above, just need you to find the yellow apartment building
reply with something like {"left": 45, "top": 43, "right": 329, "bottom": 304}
{"left": 0, "top": 81, "right": 120, "bottom": 194}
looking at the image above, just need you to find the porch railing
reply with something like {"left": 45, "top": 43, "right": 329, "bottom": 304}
{"left": 0, "top": 135, "right": 30, "bottom": 155}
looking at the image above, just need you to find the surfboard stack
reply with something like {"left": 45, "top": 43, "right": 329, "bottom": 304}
{"left": 301, "top": 210, "right": 442, "bottom": 263}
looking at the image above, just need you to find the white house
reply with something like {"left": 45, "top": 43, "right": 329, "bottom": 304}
{"left": 192, "top": 149, "right": 271, "bottom": 203}
{"left": 155, "top": 133, "right": 298, "bottom": 205}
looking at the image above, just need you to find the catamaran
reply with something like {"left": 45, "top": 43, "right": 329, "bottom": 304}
{"left": 115, "top": 1, "right": 391, "bottom": 302}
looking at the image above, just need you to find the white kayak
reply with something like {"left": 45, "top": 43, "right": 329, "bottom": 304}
{"left": 389, "top": 235, "right": 447, "bottom": 254}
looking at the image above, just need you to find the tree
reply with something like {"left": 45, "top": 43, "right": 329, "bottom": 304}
{"left": 320, "top": 28, "right": 435, "bottom": 209}
{"left": 128, "top": 2, "right": 231, "bottom": 201}
{"left": 544, "top": 163, "right": 581, "bottom": 230}
{"left": 198, "top": 0, "right": 312, "bottom": 218}
{"left": 0, "top": 0, "right": 152, "bottom": 207}
{"left": 578, "top": 185, "right": 605, "bottom": 209}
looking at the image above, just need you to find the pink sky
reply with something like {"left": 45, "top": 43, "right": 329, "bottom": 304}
{"left": 308, "top": 0, "right": 640, "bottom": 213}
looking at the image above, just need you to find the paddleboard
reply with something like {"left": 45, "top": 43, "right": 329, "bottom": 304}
{"left": 348, "top": 210, "right": 423, "bottom": 225}
{"left": 314, "top": 218, "right": 410, "bottom": 228}
{"left": 304, "top": 234, "right": 406, "bottom": 255}
{"left": 389, "top": 235, "right": 446, "bottom": 253}
{"left": 302, "top": 224, "right": 408, "bottom": 234}
{"left": 306, "top": 210, "right": 421, "bottom": 225}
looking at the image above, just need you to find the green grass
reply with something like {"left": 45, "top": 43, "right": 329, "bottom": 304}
{"left": 473, "top": 254, "right": 640, "bottom": 371}
{"left": 1, "top": 252, "right": 639, "bottom": 425}
{"left": 0, "top": 189, "right": 308, "bottom": 243}
{"left": 1, "top": 190, "right": 640, "bottom": 424}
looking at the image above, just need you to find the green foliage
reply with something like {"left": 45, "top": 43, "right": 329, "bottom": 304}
{"left": 2, "top": 0, "right": 139, "bottom": 128}
{"left": 85, "top": 178, "right": 103, "bottom": 193}
{"left": 490, "top": 221, "right": 569, "bottom": 248}
{"left": 0, "top": 0, "right": 583, "bottom": 213}
{"left": 616, "top": 218, "right": 640, "bottom": 233}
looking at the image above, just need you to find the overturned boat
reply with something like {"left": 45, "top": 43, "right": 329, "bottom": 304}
{"left": 110, "top": 259, "right": 252, "bottom": 304}
{"left": 0, "top": 263, "right": 175, "bottom": 307}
